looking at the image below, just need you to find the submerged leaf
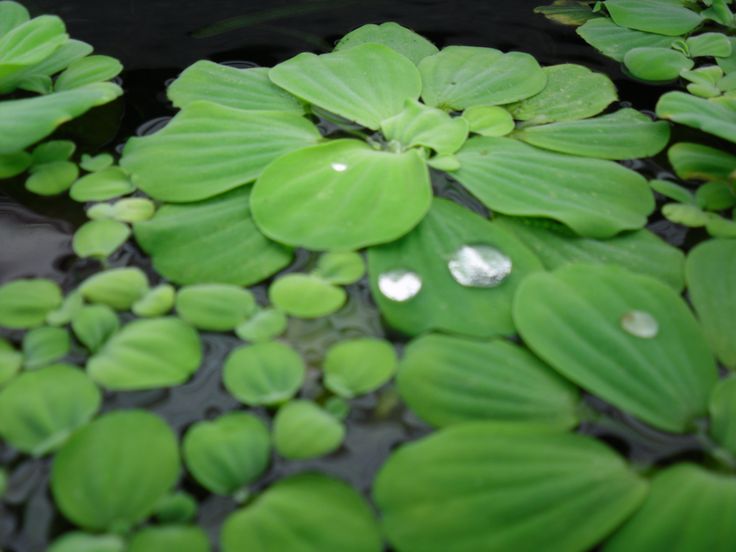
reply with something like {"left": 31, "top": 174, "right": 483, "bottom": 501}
{"left": 334, "top": 22, "right": 438, "bottom": 64}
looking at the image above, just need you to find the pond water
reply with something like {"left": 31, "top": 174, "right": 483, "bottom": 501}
{"left": 0, "top": 1, "right": 719, "bottom": 550}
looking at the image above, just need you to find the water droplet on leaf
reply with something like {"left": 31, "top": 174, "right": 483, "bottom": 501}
{"left": 378, "top": 270, "right": 422, "bottom": 302}
{"left": 620, "top": 310, "right": 659, "bottom": 339}
{"left": 448, "top": 245, "right": 512, "bottom": 287}
{"left": 331, "top": 162, "right": 348, "bottom": 172}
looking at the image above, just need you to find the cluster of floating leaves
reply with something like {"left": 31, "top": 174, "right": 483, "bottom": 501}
{"left": 1, "top": 1, "right": 736, "bottom": 550}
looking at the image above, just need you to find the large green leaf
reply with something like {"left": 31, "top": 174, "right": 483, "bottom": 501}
{"left": 576, "top": 18, "right": 676, "bottom": 61}
{"left": 686, "top": 239, "right": 736, "bottom": 369}
{"left": 0, "top": 82, "right": 121, "bottom": 154}
{"left": 251, "top": 139, "right": 431, "bottom": 250}
{"left": 134, "top": 187, "right": 292, "bottom": 286}
{"left": 0, "top": 364, "right": 100, "bottom": 456}
{"left": 221, "top": 473, "right": 382, "bottom": 552}
{"left": 121, "top": 100, "right": 320, "bottom": 202}
{"left": 605, "top": 464, "right": 736, "bottom": 551}
{"left": 167, "top": 61, "right": 304, "bottom": 113}
{"left": 493, "top": 216, "right": 685, "bottom": 290}
{"left": 398, "top": 334, "right": 579, "bottom": 428}
{"left": 507, "top": 64, "right": 617, "bottom": 123}
{"left": 668, "top": 142, "right": 736, "bottom": 181}
{"left": 605, "top": 0, "right": 703, "bottom": 36}
{"left": 86, "top": 317, "right": 202, "bottom": 390}
{"left": 333, "top": 22, "right": 438, "bottom": 65}
{"left": 453, "top": 137, "right": 654, "bottom": 238}
{"left": 0, "top": 15, "right": 67, "bottom": 80}
{"left": 513, "top": 264, "right": 717, "bottom": 432}
{"left": 374, "top": 423, "right": 648, "bottom": 552}
{"left": 514, "top": 108, "right": 669, "bottom": 159}
{"left": 51, "top": 410, "right": 180, "bottom": 532}
{"left": 656, "top": 92, "right": 736, "bottom": 143}
{"left": 418, "top": 46, "right": 546, "bottom": 110}
{"left": 269, "top": 43, "right": 421, "bottom": 130}
{"left": 367, "top": 198, "right": 544, "bottom": 338}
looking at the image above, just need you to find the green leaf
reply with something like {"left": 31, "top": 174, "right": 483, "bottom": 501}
{"left": 534, "top": 1, "right": 598, "bottom": 25}
{"left": 418, "top": 46, "right": 546, "bottom": 110}
{"left": 71, "top": 304, "right": 120, "bottom": 353}
{"left": 706, "top": 212, "right": 736, "bottom": 237}
{"left": 221, "top": 473, "right": 382, "bottom": 552}
{"left": 251, "top": 139, "right": 431, "bottom": 250}
{"left": 696, "top": 181, "right": 736, "bottom": 210}
{"left": 51, "top": 410, "right": 180, "bottom": 532}
{"left": 709, "top": 377, "right": 736, "bottom": 456}
{"left": 718, "top": 37, "right": 736, "bottom": 73}
{"left": 46, "top": 290, "right": 83, "bottom": 326}
{"left": 55, "top": 55, "right": 122, "bottom": 91}
{"left": 507, "top": 64, "right": 617, "bottom": 123}
{"left": 0, "top": 82, "right": 122, "bottom": 154}
{"left": 128, "top": 526, "right": 210, "bottom": 552}
{"left": 606, "top": 464, "right": 736, "bottom": 551}
{"left": 121, "top": 100, "right": 321, "bottom": 202}
{"left": 663, "top": 202, "right": 710, "bottom": 227}
{"left": 134, "top": 187, "right": 292, "bottom": 286}
{"left": 0, "top": 151, "right": 31, "bottom": 178}
{"left": 0, "top": 15, "right": 67, "bottom": 80}
{"left": 273, "top": 400, "right": 345, "bottom": 459}
{"left": 454, "top": 137, "right": 654, "bottom": 238}
{"left": 175, "top": 284, "right": 256, "bottom": 331}
{"left": 183, "top": 412, "right": 270, "bottom": 496}
{"left": 235, "top": 308, "right": 287, "bottom": 343}
{"left": 687, "top": 32, "right": 733, "bottom": 58}
{"left": 649, "top": 178, "right": 696, "bottom": 204}
{"left": 605, "top": 0, "right": 703, "bottom": 36}
{"left": 686, "top": 239, "right": 736, "bottom": 369}
{"left": 31, "top": 140, "right": 75, "bottom": 164}
{"left": 268, "top": 274, "right": 346, "bottom": 319}
{"left": 48, "top": 533, "right": 125, "bottom": 552}
{"left": 380, "top": 99, "right": 469, "bottom": 154}
{"left": 153, "top": 492, "right": 198, "bottom": 524}
{"left": 0, "top": 1, "right": 30, "bottom": 38}
{"left": 223, "top": 341, "right": 305, "bottom": 406}
{"left": 374, "top": 423, "right": 648, "bottom": 552}
{"left": 270, "top": 43, "right": 421, "bottom": 130}
{"left": 0, "top": 364, "right": 100, "bottom": 455}
{"left": 398, "top": 334, "right": 579, "bottom": 428}
{"left": 72, "top": 219, "right": 130, "bottom": 258}
{"left": 79, "top": 152, "right": 113, "bottom": 172}
{"left": 624, "top": 47, "right": 694, "bottom": 82}
{"left": 334, "top": 22, "right": 438, "bottom": 65}
{"left": 87, "top": 317, "right": 201, "bottom": 390}
{"left": 131, "top": 284, "right": 176, "bottom": 317}
{"left": 25, "top": 161, "right": 78, "bottom": 195}
{"left": 0, "top": 338, "right": 21, "bottom": 385}
{"left": 323, "top": 337, "right": 397, "bottom": 398}
{"left": 70, "top": 167, "right": 135, "bottom": 202}
{"left": 79, "top": 267, "right": 149, "bottom": 310}
{"left": 461, "top": 105, "right": 515, "bottom": 137}
{"left": 494, "top": 216, "right": 686, "bottom": 291}
{"left": 367, "top": 198, "right": 543, "bottom": 338}
{"left": 513, "top": 263, "right": 717, "bottom": 432}
{"left": 515, "top": 108, "right": 670, "bottom": 159}
{"left": 88, "top": 198, "right": 156, "bottom": 223}
{"left": 656, "top": 92, "right": 736, "bottom": 143}
{"left": 576, "top": 17, "right": 677, "bottom": 61}
{"left": 314, "top": 251, "right": 365, "bottom": 285}
{"left": 168, "top": 60, "right": 304, "bottom": 113}
{"left": 22, "top": 325, "right": 70, "bottom": 369}
{"left": 0, "top": 278, "right": 62, "bottom": 329}
{"left": 668, "top": 142, "right": 736, "bottom": 181}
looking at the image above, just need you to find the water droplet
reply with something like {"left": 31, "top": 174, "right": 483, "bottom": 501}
{"left": 620, "top": 310, "right": 658, "bottom": 339}
{"left": 378, "top": 270, "right": 422, "bottom": 302}
{"left": 331, "top": 162, "right": 348, "bottom": 172}
{"left": 448, "top": 245, "right": 512, "bottom": 287}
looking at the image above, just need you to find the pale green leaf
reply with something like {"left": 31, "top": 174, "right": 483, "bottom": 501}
{"left": 175, "top": 284, "right": 256, "bottom": 331}
{"left": 268, "top": 274, "right": 346, "bottom": 319}
{"left": 0, "top": 15, "right": 67, "bottom": 80}
{"left": 649, "top": 178, "right": 696, "bottom": 204}
{"left": 314, "top": 251, "right": 365, "bottom": 285}
{"left": 25, "top": 160, "right": 78, "bottom": 195}
{"left": 323, "top": 337, "right": 397, "bottom": 398}
{"left": 70, "top": 166, "right": 135, "bottom": 202}
{"left": 624, "top": 47, "right": 694, "bottom": 82}
{"left": 687, "top": 32, "right": 733, "bottom": 58}
{"left": 48, "top": 533, "right": 125, "bottom": 552}
{"left": 273, "top": 400, "right": 345, "bottom": 459}
{"left": 131, "top": 284, "right": 176, "bottom": 318}
{"left": 576, "top": 18, "right": 676, "bottom": 61}
{"left": 380, "top": 98, "right": 469, "bottom": 154}
{"left": 72, "top": 219, "right": 130, "bottom": 258}
{"left": 71, "top": 304, "right": 119, "bottom": 353}
{"left": 668, "top": 142, "right": 736, "bottom": 181}
{"left": 334, "top": 22, "right": 438, "bottom": 64}
{"left": 79, "top": 267, "right": 149, "bottom": 310}
{"left": 656, "top": 91, "right": 736, "bottom": 143}
{"left": 461, "top": 105, "right": 515, "bottom": 137}
{"left": 55, "top": 55, "right": 122, "bottom": 91}
{"left": 0, "top": 278, "right": 62, "bottom": 329}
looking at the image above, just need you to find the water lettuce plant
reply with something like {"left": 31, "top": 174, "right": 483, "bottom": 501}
{"left": 1, "top": 6, "right": 736, "bottom": 552}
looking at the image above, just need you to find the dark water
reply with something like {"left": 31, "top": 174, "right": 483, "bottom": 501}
{"left": 0, "top": 1, "right": 717, "bottom": 550}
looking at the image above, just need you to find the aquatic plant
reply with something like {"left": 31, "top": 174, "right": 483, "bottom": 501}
{"left": 1, "top": 5, "right": 736, "bottom": 551}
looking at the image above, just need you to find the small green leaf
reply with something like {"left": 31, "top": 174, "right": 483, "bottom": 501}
{"left": 0, "top": 338, "right": 21, "bottom": 385}
{"left": 513, "top": 264, "right": 717, "bottom": 432}
{"left": 534, "top": 1, "right": 598, "bottom": 26}
{"left": 89, "top": 198, "right": 155, "bottom": 223}
{"left": 380, "top": 98, "right": 469, "bottom": 154}
{"left": 270, "top": 43, "right": 421, "bottom": 130}
{"left": 709, "top": 377, "right": 736, "bottom": 456}
{"left": 31, "top": 140, "right": 75, "bottom": 164}
{"left": 0, "top": 278, "right": 62, "bottom": 329}
{"left": 79, "top": 267, "right": 149, "bottom": 310}
{"left": 314, "top": 251, "right": 365, "bottom": 285}
{"left": 129, "top": 284, "right": 174, "bottom": 318}
{"left": 0, "top": 151, "right": 31, "bottom": 178}
{"left": 656, "top": 92, "right": 736, "bottom": 143}
{"left": 176, "top": 284, "right": 256, "bottom": 331}
{"left": 649, "top": 178, "right": 696, "bottom": 204}
{"left": 605, "top": 0, "right": 703, "bottom": 36}
{"left": 624, "top": 47, "right": 694, "bottom": 82}
{"left": 419, "top": 46, "right": 546, "bottom": 110}
{"left": 72, "top": 219, "right": 130, "bottom": 258}
{"left": 686, "top": 238, "right": 736, "bottom": 369}
{"left": 706, "top": 212, "right": 736, "bottom": 237}
{"left": 235, "top": 308, "right": 287, "bottom": 343}
{"left": 25, "top": 161, "right": 78, "bottom": 195}
{"left": 669, "top": 142, "right": 736, "bottom": 181}
{"left": 154, "top": 492, "right": 198, "bottom": 524}
{"left": 696, "top": 180, "right": 736, "bottom": 210}
{"left": 223, "top": 341, "right": 305, "bottom": 406}
{"left": 22, "top": 326, "right": 70, "bottom": 369}
{"left": 183, "top": 412, "right": 270, "bottom": 496}
{"left": 79, "top": 152, "right": 113, "bottom": 172}
{"left": 334, "top": 22, "right": 438, "bottom": 64}
{"left": 221, "top": 474, "right": 382, "bottom": 552}
{"left": 48, "top": 533, "right": 125, "bottom": 552}
{"left": 507, "top": 64, "right": 617, "bottom": 123}
{"left": 71, "top": 304, "right": 119, "bottom": 353}
{"left": 273, "top": 400, "right": 345, "bottom": 459}
{"left": 46, "top": 290, "right": 83, "bottom": 326}
{"left": 269, "top": 274, "right": 346, "bottom": 319}
{"left": 70, "top": 166, "right": 135, "bottom": 202}
{"left": 54, "top": 55, "right": 122, "bottom": 91}
{"left": 51, "top": 410, "right": 180, "bottom": 532}
{"left": 576, "top": 17, "right": 677, "bottom": 61}
{"left": 323, "top": 337, "right": 397, "bottom": 398}
{"left": 0, "top": 364, "right": 100, "bottom": 455}
{"left": 128, "top": 526, "right": 210, "bottom": 552}
{"left": 662, "top": 202, "right": 709, "bottom": 227}
{"left": 461, "top": 105, "right": 515, "bottom": 137}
